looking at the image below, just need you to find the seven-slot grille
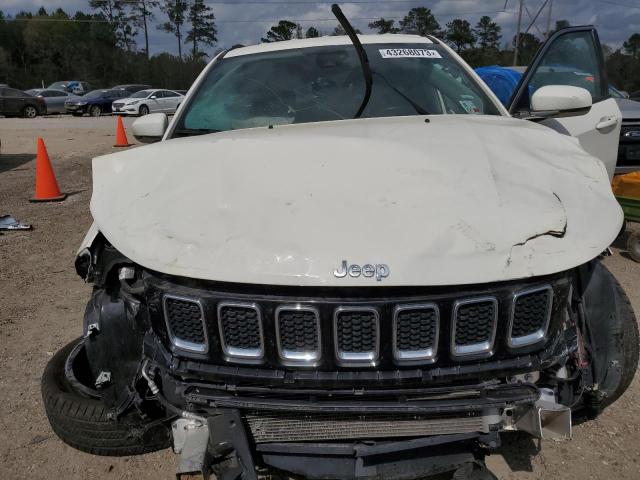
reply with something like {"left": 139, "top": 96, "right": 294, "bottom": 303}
{"left": 163, "top": 296, "right": 207, "bottom": 353}
{"left": 276, "top": 306, "right": 321, "bottom": 364}
{"left": 217, "top": 303, "right": 264, "bottom": 361}
{"left": 451, "top": 298, "right": 498, "bottom": 358}
{"left": 393, "top": 304, "right": 439, "bottom": 363}
{"left": 162, "top": 285, "right": 555, "bottom": 366}
{"left": 334, "top": 307, "right": 379, "bottom": 364}
{"left": 509, "top": 286, "right": 553, "bottom": 347}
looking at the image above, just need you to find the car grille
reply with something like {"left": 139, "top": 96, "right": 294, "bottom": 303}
{"left": 158, "top": 278, "right": 564, "bottom": 369}
{"left": 244, "top": 412, "right": 488, "bottom": 443}
{"left": 509, "top": 286, "right": 552, "bottom": 347}
{"left": 218, "top": 303, "right": 264, "bottom": 361}
{"left": 112, "top": 102, "right": 124, "bottom": 108}
{"left": 163, "top": 296, "right": 207, "bottom": 353}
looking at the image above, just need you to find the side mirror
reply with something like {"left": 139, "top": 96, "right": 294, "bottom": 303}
{"left": 531, "top": 85, "right": 592, "bottom": 118}
{"left": 132, "top": 113, "right": 168, "bottom": 143}
{"left": 149, "top": 95, "right": 157, "bottom": 99}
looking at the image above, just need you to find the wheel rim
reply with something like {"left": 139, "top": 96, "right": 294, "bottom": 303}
{"left": 90, "top": 106, "right": 101, "bottom": 117}
{"left": 25, "top": 106, "right": 37, "bottom": 118}
{"left": 140, "top": 106, "right": 148, "bottom": 116}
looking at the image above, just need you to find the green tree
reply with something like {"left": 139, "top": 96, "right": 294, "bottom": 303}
{"left": 624, "top": 33, "right": 640, "bottom": 60}
{"left": 305, "top": 26, "right": 320, "bottom": 38}
{"left": 332, "top": 24, "right": 362, "bottom": 36}
{"left": 474, "top": 16, "right": 501, "bottom": 49}
{"left": 131, "top": 0, "right": 159, "bottom": 60}
{"left": 445, "top": 19, "right": 476, "bottom": 53}
{"left": 513, "top": 32, "right": 542, "bottom": 65}
{"left": 399, "top": 8, "right": 440, "bottom": 37}
{"left": 89, "top": 0, "right": 137, "bottom": 51}
{"left": 186, "top": 0, "right": 217, "bottom": 60}
{"left": 261, "top": 20, "right": 298, "bottom": 42}
{"left": 158, "top": 0, "right": 188, "bottom": 61}
{"left": 368, "top": 18, "right": 399, "bottom": 34}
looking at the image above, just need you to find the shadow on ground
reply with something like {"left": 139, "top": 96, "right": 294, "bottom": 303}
{"left": 493, "top": 432, "right": 540, "bottom": 473}
{"left": 0, "top": 153, "right": 35, "bottom": 174}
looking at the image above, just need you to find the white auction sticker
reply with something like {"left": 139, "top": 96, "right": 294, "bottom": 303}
{"left": 379, "top": 48, "right": 442, "bottom": 59}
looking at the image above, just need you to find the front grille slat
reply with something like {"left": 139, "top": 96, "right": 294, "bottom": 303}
{"left": 393, "top": 304, "right": 439, "bottom": 363}
{"left": 509, "top": 286, "right": 553, "bottom": 347}
{"left": 276, "top": 306, "right": 321, "bottom": 365}
{"left": 334, "top": 307, "right": 379, "bottom": 365}
{"left": 451, "top": 297, "right": 498, "bottom": 358}
{"left": 218, "top": 303, "right": 264, "bottom": 361}
{"left": 163, "top": 295, "right": 207, "bottom": 353}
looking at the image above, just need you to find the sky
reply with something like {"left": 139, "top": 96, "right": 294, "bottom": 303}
{"left": 1, "top": 0, "right": 639, "bottom": 58}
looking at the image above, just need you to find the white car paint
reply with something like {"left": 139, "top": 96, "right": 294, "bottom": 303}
{"left": 112, "top": 89, "right": 183, "bottom": 116}
{"left": 89, "top": 114, "right": 621, "bottom": 286}
{"left": 83, "top": 34, "right": 623, "bottom": 287}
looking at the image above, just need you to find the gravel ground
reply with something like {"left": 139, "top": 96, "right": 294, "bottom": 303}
{"left": 0, "top": 116, "right": 638, "bottom": 480}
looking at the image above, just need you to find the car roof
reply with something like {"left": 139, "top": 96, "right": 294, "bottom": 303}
{"left": 225, "top": 34, "right": 435, "bottom": 58}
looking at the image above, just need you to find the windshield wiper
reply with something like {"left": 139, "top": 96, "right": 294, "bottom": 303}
{"left": 373, "top": 71, "right": 430, "bottom": 115}
{"left": 331, "top": 4, "right": 372, "bottom": 119}
{"left": 173, "top": 128, "right": 221, "bottom": 137}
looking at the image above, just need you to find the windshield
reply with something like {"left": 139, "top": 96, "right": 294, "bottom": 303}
{"left": 48, "top": 81, "right": 68, "bottom": 89}
{"left": 84, "top": 90, "right": 111, "bottom": 98}
{"left": 174, "top": 43, "right": 500, "bottom": 136}
{"left": 130, "top": 89, "right": 153, "bottom": 98}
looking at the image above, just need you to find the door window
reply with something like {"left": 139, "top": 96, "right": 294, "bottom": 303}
{"left": 4, "top": 89, "right": 25, "bottom": 97}
{"left": 163, "top": 91, "right": 179, "bottom": 98}
{"left": 511, "top": 30, "right": 608, "bottom": 113}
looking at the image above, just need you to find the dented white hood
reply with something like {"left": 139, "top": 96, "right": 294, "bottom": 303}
{"left": 90, "top": 115, "right": 622, "bottom": 286}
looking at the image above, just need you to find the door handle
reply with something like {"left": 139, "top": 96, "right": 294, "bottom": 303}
{"left": 596, "top": 116, "right": 618, "bottom": 131}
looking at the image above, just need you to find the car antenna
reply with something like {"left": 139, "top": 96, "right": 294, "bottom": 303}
{"left": 331, "top": 3, "right": 372, "bottom": 119}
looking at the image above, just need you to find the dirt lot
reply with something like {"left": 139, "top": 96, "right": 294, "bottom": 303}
{"left": 0, "top": 116, "right": 639, "bottom": 480}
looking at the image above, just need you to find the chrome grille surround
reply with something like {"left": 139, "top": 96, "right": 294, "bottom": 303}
{"left": 392, "top": 303, "right": 440, "bottom": 364}
{"left": 275, "top": 304, "right": 322, "bottom": 366}
{"left": 508, "top": 285, "right": 553, "bottom": 348}
{"left": 451, "top": 297, "right": 498, "bottom": 359}
{"left": 333, "top": 306, "right": 380, "bottom": 366}
{"left": 217, "top": 302, "right": 264, "bottom": 362}
{"left": 162, "top": 294, "right": 208, "bottom": 354}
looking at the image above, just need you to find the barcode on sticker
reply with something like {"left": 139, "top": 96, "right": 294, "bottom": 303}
{"left": 379, "top": 48, "right": 442, "bottom": 59}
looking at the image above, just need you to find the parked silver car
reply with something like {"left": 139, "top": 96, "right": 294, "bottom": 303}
{"left": 26, "top": 89, "right": 73, "bottom": 114}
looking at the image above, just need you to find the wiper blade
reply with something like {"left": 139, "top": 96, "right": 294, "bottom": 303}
{"left": 373, "top": 71, "right": 430, "bottom": 115}
{"left": 173, "top": 128, "right": 221, "bottom": 136}
{"left": 331, "top": 4, "right": 372, "bottom": 119}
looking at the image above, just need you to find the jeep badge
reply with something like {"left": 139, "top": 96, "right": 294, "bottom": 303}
{"left": 333, "top": 260, "right": 389, "bottom": 281}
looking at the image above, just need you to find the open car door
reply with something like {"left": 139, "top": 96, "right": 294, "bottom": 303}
{"left": 507, "top": 26, "right": 621, "bottom": 180}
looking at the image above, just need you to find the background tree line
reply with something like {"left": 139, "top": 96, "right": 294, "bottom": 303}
{"left": 1, "top": 3, "right": 639, "bottom": 95}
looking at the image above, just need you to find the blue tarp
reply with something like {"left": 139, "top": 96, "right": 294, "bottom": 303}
{"left": 474, "top": 66, "right": 523, "bottom": 106}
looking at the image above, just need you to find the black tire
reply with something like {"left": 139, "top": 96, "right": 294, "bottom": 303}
{"left": 602, "top": 275, "right": 639, "bottom": 408}
{"left": 41, "top": 338, "right": 171, "bottom": 456}
{"left": 89, "top": 105, "right": 101, "bottom": 117}
{"left": 139, "top": 104, "right": 149, "bottom": 116}
{"left": 627, "top": 231, "right": 640, "bottom": 263}
{"left": 23, "top": 105, "right": 38, "bottom": 118}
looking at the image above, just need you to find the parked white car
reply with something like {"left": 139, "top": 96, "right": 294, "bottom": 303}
{"left": 43, "top": 15, "right": 636, "bottom": 480}
{"left": 111, "top": 89, "right": 184, "bottom": 116}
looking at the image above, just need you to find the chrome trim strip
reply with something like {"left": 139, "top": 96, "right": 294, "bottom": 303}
{"left": 217, "top": 301, "right": 264, "bottom": 362}
{"left": 451, "top": 296, "right": 498, "bottom": 359}
{"left": 392, "top": 303, "right": 439, "bottom": 364}
{"left": 333, "top": 306, "right": 380, "bottom": 366}
{"left": 508, "top": 285, "right": 553, "bottom": 348}
{"left": 275, "top": 304, "right": 322, "bottom": 366}
{"left": 162, "top": 294, "right": 209, "bottom": 354}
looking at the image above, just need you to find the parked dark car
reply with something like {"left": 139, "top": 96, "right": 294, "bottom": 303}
{"left": 64, "top": 89, "right": 129, "bottom": 117}
{"left": 0, "top": 87, "right": 46, "bottom": 118}
{"left": 112, "top": 84, "right": 152, "bottom": 94}
{"left": 26, "top": 89, "right": 73, "bottom": 114}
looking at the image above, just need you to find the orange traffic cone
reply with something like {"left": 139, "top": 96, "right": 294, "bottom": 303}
{"left": 30, "top": 138, "right": 66, "bottom": 202}
{"left": 114, "top": 115, "right": 132, "bottom": 147}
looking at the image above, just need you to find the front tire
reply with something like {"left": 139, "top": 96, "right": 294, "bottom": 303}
{"left": 89, "top": 105, "right": 102, "bottom": 117}
{"left": 627, "top": 231, "right": 640, "bottom": 263}
{"left": 23, "top": 105, "right": 38, "bottom": 118}
{"left": 41, "top": 339, "right": 171, "bottom": 456}
{"left": 139, "top": 105, "right": 149, "bottom": 116}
